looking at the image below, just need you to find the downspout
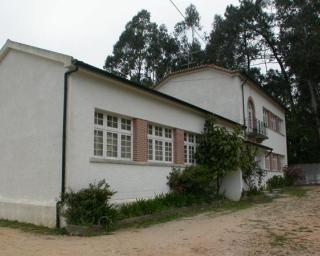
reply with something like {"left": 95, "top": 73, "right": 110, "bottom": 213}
{"left": 241, "top": 79, "right": 247, "bottom": 126}
{"left": 56, "top": 61, "right": 79, "bottom": 228}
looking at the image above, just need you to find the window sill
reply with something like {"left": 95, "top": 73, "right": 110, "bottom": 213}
{"left": 90, "top": 157, "right": 184, "bottom": 167}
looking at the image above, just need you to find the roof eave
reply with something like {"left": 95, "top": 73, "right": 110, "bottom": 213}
{"left": 0, "top": 39, "right": 73, "bottom": 68}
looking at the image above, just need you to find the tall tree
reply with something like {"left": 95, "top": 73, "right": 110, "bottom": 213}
{"left": 104, "top": 10, "right": 178, "bottom": 86}
{"left": 174, "top": 4, "right": 205, "bottom": 69}
{"left": 206, "top": 0, "right": 320, "bottom": 163}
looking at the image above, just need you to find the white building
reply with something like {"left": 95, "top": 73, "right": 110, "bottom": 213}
{"left": 0, "top": 41, "right": 287, "bottom": 227}
{"left": 156, "top": 65, "right": 287, "bottom": 182}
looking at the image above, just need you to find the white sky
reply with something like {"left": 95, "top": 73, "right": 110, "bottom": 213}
{"left": 1, "top": 0, "right": 239, "bottom": 68}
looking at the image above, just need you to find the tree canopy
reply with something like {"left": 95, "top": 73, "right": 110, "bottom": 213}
{"left": 104, "top": 1, "right": 320, "bottom": 164}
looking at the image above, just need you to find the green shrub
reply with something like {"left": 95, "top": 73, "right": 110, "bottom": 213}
{"left": 59, "top": 180, "right": 117, "bottom": 228}
{"left": 116, "top": 193, "right": 208, "bottom": 220}
{"left": 167, "top": 166, "right": 216, "bottom": 197}
{"left": 266, "top": 175, "right": 286, "bottom": 190}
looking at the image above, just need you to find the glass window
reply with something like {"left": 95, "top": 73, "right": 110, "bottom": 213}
{"left": 121, "top": 118, "right": 131, "bottom": 131}
{"left": 94, "top": 130, "right": 103, "bottom": 156}
{"left": 165, "top": 128, "right": 172, "bottom": 138}
{"left": 93, "top": 111, "right": 132, "bottom": 160}
{"left": 106, "top": 132, "right": 118, "bottom": 158}
{"left": 148, "top": 125, "right": 153, "bottom": 135}
{"left": 107, "top": 115, "right": 118, "bottom": 128}
{"left": 154, "top": 126, "right": 163, "bottom": 137}
{"left": 94, "top": 112, "right": 103, "bottom": 125}
{"left": 148, "top": 124, "right": 173, "bottom": 162}
{"left": 184, "top": 132, "right": 197, "bottom": 164}
{"left": 155, "top": 140, "right": 163, "bottom": 161}
{"left": 165, "top": 142, "right": 172, "bottom": 162}
{"left": 148, "top": 139, "right": 153, "bottom": 160}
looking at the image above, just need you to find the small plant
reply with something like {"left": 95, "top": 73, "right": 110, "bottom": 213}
{"left": 167, "top": 166, "right": 216, "bottom": 197}
{"left": 59, "top": 179, "right": 117, "bottom": 229}
{"left": 266, "top": 175, "right": 286, "bottom": 190}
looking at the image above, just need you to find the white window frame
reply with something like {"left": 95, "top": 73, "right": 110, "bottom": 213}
{"left": 147, "top": 124, "right": 173, "bottom": 163}
{"left": 184, "top": 132, "right": 197, "bottom": 165}
{"left": 94, "top": 110, "right": 133, "bottom": 160}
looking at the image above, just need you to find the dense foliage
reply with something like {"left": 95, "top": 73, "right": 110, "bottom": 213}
{"left": 266, "top": 175, "right": 287, "bottom": 190}
{"left": 104, "top": 1, "right": 320, "bottom": 164}
{"left": 195, "top": 118, "right": 243, "bottom": 194}
{"left": 59, "top": 180, "right": 116, "bottom": 228}
{"left": 167, "top": 166, "right": 216, "bottom": 197}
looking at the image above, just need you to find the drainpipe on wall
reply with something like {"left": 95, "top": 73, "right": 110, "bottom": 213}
{"left": 241, "top": 79, "right": 248, "bottom": 127}
{"left": 56, "top": 61, "right": 79, "bottom": 228}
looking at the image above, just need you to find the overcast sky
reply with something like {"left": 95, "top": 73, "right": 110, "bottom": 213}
{"left": 1, "top": 0, "right": 239, "bottom": 68}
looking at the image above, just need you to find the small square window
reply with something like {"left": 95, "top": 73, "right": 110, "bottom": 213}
{"left": 107, "top": 115, "right": 118, "bottom": 128}
{"left": 165, "top": 128, "right": 172, "bottom": 138}
{"left": 94, "top": 112, "right": 103, "bottom": 125}
{"left": 121, "top": 118, "right": 131, "bottom": 131}
{"left": 155, "top": 126, "right": 163, "bottom": 137}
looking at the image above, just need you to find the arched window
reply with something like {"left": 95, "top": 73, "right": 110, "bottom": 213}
{"left": 247, "top": 98, "right": 256, "bottom": 130}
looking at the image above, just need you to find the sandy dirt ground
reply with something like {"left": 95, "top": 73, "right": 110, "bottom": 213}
{"left": 1, "top": 186, "right": 320, "bottom": 256}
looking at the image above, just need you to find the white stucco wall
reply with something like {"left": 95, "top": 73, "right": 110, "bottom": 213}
{"left": 0, "top": 50, "right": 66, "bottom": 227}
{"left": 220, "top": 169, "right": 243, "bottom": 201}
{"left": 158, "top": 69, "right": 242, "bottom": 123}
{"left": 158, "top": 70, "right": 287, "bottom": 166}
{"left": 66, "top": 71, "right": 208, "bottom": 201}
{"left": 242, "top": 79, "right": 288, "bottom": 165}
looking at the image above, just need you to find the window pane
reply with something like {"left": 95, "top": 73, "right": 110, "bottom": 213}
{"left": 148, "top": 139, "right": 153, "bottom": 160}
{"left": 189, "top": 134, "right": 194, "bottom": 143}
{"left": 184, "top": 145, "right": 188, "bottom": 163}
{"left": 189, "top": 146, "right": 195, "bottom": 163}
{"left": 107, "top": 115, "right": 118, "bottom": 128}
{"left": 165, "top": 142, "right": 172, "bottom": 162}
{"left": 94, "top": 130, "right": 103, "bottom": 156}
{"left": 148, "top": 125, "right": 153, "bottom": 135}
{"left": 155, "top": 126, "right": 163, "bottom": 137}
{"left": 121, "top": 118, "right": 131, "bottom": 131}
{"left": 121, "top": 134, "right": 131, "bottom": 159}
{"left": 107, "top": 132, "right": 118, "bottom": 157}
{"left": 155, "top": 140, "right": 163, "bottom": 161}
{"left": 94, "top": 112, "right": 103, "bottom": 125}
{"left": 165, "top": 128, "right": 172, "bottom": 138}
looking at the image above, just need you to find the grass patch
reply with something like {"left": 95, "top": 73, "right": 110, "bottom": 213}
{"left": 113, "top": 192, "right": 272, "bottom": 230}
{"left": 270, "top": 233, "right": 289, "bottom": 247}
{"left": 0, "top": 192, "right": 274, "bottom": 235}
{"left": 0, "top": 219, "right": 66, "bottom": 235}
{"left": 281, "top": 186, "right": 308, "bottom": 198}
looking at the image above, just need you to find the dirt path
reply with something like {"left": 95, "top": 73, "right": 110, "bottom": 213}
{"left": 1, "top": 187, "right": 320, "bottom": 256}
